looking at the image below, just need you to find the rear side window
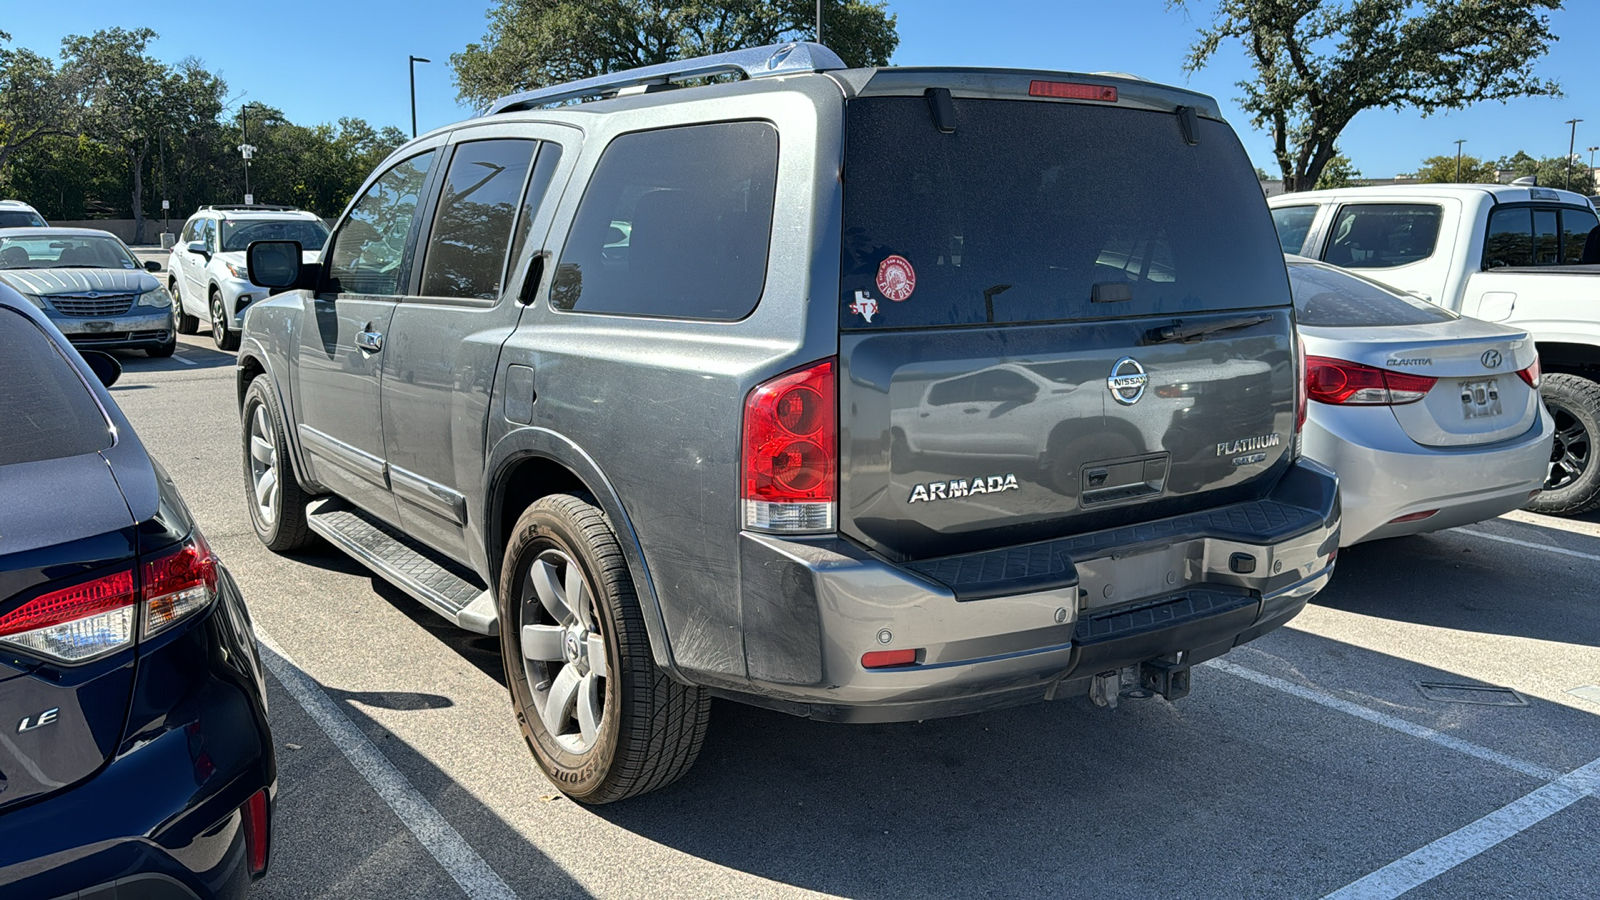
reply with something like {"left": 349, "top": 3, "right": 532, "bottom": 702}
{"left": 507, "top": 144, "right": 564, "bottom": 279}
{"left": 1322, "top": 204, "right": 1441, "bottom": 269}
{"left": 1486, "top": 205, "right": 1600, "bottom": 267}
{"left": 840, "top": 98, "right": 1288, "bottom": 328}
{"left": 0, "top": 309, "right": 113, "bottom": 465}
{"left": 1272, "top": 206, "right": 1318, "bottom": 255}
{"left": 420, "top": 139, "right": 538, "bottom": 300}
{"left": 1563, "top": 207, "right": 1600, "bottom": 263}
{"left": 328, "top": 151, "right": 435, "bottom": 296}
{"left": 551, "top": 122, "right": 777, "bottom": 320}
{"left": 1287, "top": 262, "right": 1456, "bottom": 327}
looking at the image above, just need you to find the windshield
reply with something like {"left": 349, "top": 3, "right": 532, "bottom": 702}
{"left": 840, "top": 97, "right": 1289, "bottom": 328}
{"left": 1287, "top": 261, "right": 1457, "bottom": 327}
{"left": 220, "top": 218, "right": 329, "bottom": 252}
{"left": 0, "top": 234, "right": 138, "bottom": 270}
{"left": 0, "top": 211, "right": 46, "bottom": 228}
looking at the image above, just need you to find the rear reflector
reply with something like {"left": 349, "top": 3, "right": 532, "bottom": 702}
{"left": 1307, "top": 356, "right": 1436, "bottom": 406}
{"left": 743, "top": 359, "right": 837, "bottom": 533}
{"left": 242, "top": 788, "right": 270, "bottom": 877}
{"left": 0, "top": 569, "right": 137, "bottom": 663}
{"left": 1388, "top": 510, "right": 1439, "bottom": 524}
{"left": 1516, "top": 356, "right": 1542, "bottom": 389}
{"left": 1029, "top": 80, "right": 1118, "bottom": 102}
{"left": 862, "top": 648, "right": 918, "bottom": 669}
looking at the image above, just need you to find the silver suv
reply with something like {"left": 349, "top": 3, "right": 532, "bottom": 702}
{"left": 237, "top": 43, "right": 1341, "bottom": 803}
{"left": 167, "top": 205, "right": 328, "bottom": 350}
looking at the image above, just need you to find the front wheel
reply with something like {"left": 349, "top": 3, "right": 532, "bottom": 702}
{"left": 242, "top": 376, "right": 315, "bottom": 551}
{"left": 146, "top": 331, "right": 177, "bottom": 357}
{"left": 171, "top": 279, "right": 199, "bottom": 334}
{"left": 498, "top": 494, "right": 710, "bottom": 804}
{"left": 211, "top": 290, "right": 240, "bottom": 352}
{"left": 1528, "top": 373, "right": 1600, "bottom": 515}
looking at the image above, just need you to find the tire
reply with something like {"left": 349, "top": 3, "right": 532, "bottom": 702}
{"left": 146, "top": 332, "right": 177, "bottom": 357}
{"left": 211, "top": 289, "right": 240, "bottom": 352}
{"left": 171, "top": 279, "right": 199, "bottom": 334}
{"left": 242, "top": 376, "right": 316, "bottom": 551}
{"left": 497, "top": 493, "right": 710, "bottom": 804}
{"left": 1528, "top": 373, "right": 1600, "bottom": 515}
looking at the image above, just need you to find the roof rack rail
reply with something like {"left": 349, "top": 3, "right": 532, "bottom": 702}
{"left": 199, "top": 203, "right": 297, "bottom": 211}
{"left": 485, "top": 41, "right": 847, "bottom": 115}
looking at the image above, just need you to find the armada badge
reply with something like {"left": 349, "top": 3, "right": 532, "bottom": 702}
{"left": 908, "top": 474, "right": 1020, "bottom": 504}
{"left": 1107, "top": 357, "right": 1148, "bottom": 405}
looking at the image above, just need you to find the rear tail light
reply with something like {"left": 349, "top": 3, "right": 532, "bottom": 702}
{"left": 743, "top": 359, "right": 837, "bottom": 533}
{"left": 0, "top": 530, "right": 218, "bottom": 664}
{"left": 242, "top": 788, "right": 271, "bottom": 877}
{"left": 1306, "top": 356, "right": 1437, "bottom": 406}
{"left": 1516, "top": 356, "right": 1542, "bottom": 389}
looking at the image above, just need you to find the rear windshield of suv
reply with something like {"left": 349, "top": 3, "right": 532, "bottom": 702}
{"left": 0, "top": 308, "right": 114, "bottom": 465}
{"left": 839, "top": 97, "right": 1289, "bottom": 329}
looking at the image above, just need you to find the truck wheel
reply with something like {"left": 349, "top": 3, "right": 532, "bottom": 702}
{"left": 242, "top": 376, "right": 316, "bottom": 551}
{"left": 498, "top": 494, "right": 710, "bottom": 804}
{"left": 171, "top": 279, "right": 199, "bottom": 334}
{"left": 211, "top": 289, "right": 240, "bottom": 351}
{"left": 1528, "top": 373, "right": 1600, "bottom": 515}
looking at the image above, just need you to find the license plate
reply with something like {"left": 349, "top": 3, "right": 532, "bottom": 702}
{"left": 1460, "top": 379, "right": 1501, "bottom": 419}
{"left": 84, "top": 321, "right": 113, "bottom": 333}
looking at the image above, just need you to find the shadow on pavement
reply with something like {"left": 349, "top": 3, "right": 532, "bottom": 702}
{"left": 110, "top": 343, "right": 236, "bottom": 371}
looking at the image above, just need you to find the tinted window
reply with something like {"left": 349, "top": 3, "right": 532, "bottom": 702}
{"left": 420, "top": 139, "right": 537, "bottom": 300}
{"left": 1485, "top": 207, "right": 1533, "bottom": 268}
{"left": 1534, "top": 209, "right": 1560, "bottom": 265}
{"left": 1562, "top": 207, "right": 1599, "bottom": 264}
{"left": 1272, "top": 206, "right": 1318, "bottom": 254}
{"left": 221, "top": 219, "right": 329, "bottom": 252}
{"left": 840, "top": 98, "right": 1288, "bottom": 329}
{"left": 0, "top": 211, "right": 45, "bottom": 228}
{"left": 328, "top": 152, "right": 435, "bottom": 295}
{"left": 180, "top": 218, "right": 197, "bottom": 242}
{"left": 0, "top": 235, "right": 137, "bottom": 270}
{"left": 551, "top": 122, "right": 777, "bottom": 320}
{"left": 1287, "top": 262, "right": 1456, "bottom": 327}
{"left": 0, "top": 308, "right": 113, "bottom": 465}
{"left": 200, "top": 219, "right": 216, "bottom": 251}
{"left": 507, "top": 144, "right": 563, "bottom": 280}
{"left": 1323, "top": 204, "right": 1441, "bottom": 268}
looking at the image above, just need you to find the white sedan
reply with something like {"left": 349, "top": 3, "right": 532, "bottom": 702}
{"left": 1287, "top": 256, "right": 1554, "bottom": 546}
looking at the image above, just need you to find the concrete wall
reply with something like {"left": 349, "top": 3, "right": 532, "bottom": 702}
{"left": 48, "top": 219, "right": 178, "bottom": 245}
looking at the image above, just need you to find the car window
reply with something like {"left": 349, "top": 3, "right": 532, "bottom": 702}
{"left": 1271, "top": 206, "right": 1318, "bottom": 255}
{"left": 220, "top": 218, "right": 329, "bottom": 252}
{"left": 200, "top": 219, "right": 217, "bottom": 252}
{"left": 839, "top": 98, "right": 1289, "bottom": 328}
{"left": 1484, "top": 207, "right": 1533, "bottom": 268}
{"left": 1534, "top": 209, "right": 1560, "bottom": 265}
{"left": 327, "top": 151, "right": 436, "bottom": 296}
{"left": 550, "top": 121, "right": 777, "bottom": 320}
{"left": 0, "top": 308, "right": 114, "bottom": 465}
{"left": 1287, "top": 262, "right": 1457, "bottom": 327}
{"left": 180, "top": 219, "right": 197, "bottom": 243}
{"left": 1561, "top": 207, "right": 1599, "bottom": 264}
{"left": 506, "top": 143, "right": 564, "bottom": 284}
{"left": 0, "top": 235, "right": 138, "bottom": 270}
{"left": 419, "top": 139, "right": 538, "bottom": 301}
{"left": 0, "top": 211, "right": 45, "bottom": 228}
{"left": 1322, "top": 203, "right": 1441, "bottom": 269}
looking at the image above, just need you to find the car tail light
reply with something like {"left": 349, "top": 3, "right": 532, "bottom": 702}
{"left": 241, "top": 788, "right": 270, "bottom": 877}
{"left": 1306, "top": 356, "right": 1437, "bottom": 406}
{"left": 1028, "top": 80, "right": 1118, "bottom": 102}
{"left": 1516, "top": 356, "right": 1542, "bottom": 389}
{"left": 743, "top": 359, "right": 836, "bottom": 533}
{"left": 0, "top": 569, "right": 137, "bottom": 662}
{"left": 862, "top": 648, "right": 918, "bottom": 668}
{"left": 142, "top": 531, "right": 218, "bottom": 639}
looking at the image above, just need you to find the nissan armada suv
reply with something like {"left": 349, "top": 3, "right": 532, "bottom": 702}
{"left": 238, "top": 43, "right": 1340, "bottom": 803}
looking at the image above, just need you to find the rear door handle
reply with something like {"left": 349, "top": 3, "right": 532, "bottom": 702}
{"left": 355, "top": 330, "right": 383, "bottom": 352}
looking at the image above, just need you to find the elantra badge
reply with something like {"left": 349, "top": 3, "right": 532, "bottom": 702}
{"left": 1107, "top": 357, "right": 1148, "bottom": 405}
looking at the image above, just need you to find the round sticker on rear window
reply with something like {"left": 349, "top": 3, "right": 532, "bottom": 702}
{"left": 876, "top": 255, "right": 916, "bottom": 302}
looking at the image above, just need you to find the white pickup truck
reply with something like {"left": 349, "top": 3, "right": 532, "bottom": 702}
{"left": 1269, "top": 183, "right": 1600, "bottom": 514}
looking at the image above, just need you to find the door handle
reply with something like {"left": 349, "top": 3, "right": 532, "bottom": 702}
{"left": 355, "top": 330, "right": 384, "bottom": 352}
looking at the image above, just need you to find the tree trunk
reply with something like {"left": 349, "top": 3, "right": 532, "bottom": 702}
{"left": 130, "top": 144, "right": 147, "bottom": 245}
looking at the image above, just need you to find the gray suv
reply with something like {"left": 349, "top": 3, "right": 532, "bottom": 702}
{"left": 238, "top": 43, "right": 1340, "bottom": 803}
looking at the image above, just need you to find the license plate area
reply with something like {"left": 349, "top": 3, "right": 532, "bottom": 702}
{"left": 1459, "top": 378, "right": 1501, "bottom": 419}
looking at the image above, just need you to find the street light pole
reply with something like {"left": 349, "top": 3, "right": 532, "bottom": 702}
{"left": 1454, "top": 139, "right": 1466, "bottom": 182}
{"left": 816, "top": 0, "right": 823, "bottom": 43}
{"left": 238, "top": 102, "right": 267, "bottom": 204}
{"left": 1566, "top": 118, "right": 1583, "bottom": 191}
{"left": 409, "top": 56, "right": 431, "bottom": 139}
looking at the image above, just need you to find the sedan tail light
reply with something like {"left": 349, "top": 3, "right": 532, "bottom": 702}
{"left": 1516, "top": 356, "right": 1542, "bottom": 389}
{"left": 143, "top": 531, "right": 218, "bottom": 639}
{"left": 1306, "top": 356, "right": 1437, "bottom": 406}
{"left": 742, "top": 359, "right": 837, "bottom": 533}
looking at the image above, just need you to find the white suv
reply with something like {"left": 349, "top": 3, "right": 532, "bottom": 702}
{"left": 0, "top": 200, "right": 48, "bottom": 228}
{"left": 167, "top": 206, "right": 328, "bottom": 350}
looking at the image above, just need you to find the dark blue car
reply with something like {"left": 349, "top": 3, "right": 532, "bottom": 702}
{"left": 0, "top": 282, "right": 275, "bottom": 898}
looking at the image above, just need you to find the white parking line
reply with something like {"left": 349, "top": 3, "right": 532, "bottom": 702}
{"left": 1204, "top": 659, "right": 1562, "bottom": 781}
{"left": 1321, "top": 756, "right": 1600, "bottom": 899}
{"left": 255, "top": 630, "right": 520, "bottom": 900}
{"left": 1454, "top": 528, "right": 1600, "bottom": 564}
{"left": 171, "top": 353, "right": 197, "bottom": 366}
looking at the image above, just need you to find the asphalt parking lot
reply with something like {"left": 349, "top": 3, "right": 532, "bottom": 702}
{"left": 101, "top": 327, "right": 1600, "bottom": 900}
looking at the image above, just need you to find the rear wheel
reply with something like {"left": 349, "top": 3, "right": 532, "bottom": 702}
{"left": 498, "top": 494, "right": 709, "bottom": 804}
{"left": 1528, "top": 373, "right": 1600, "bottom": 515}
{"left": 171, "top": 279, "right": 199, "bottom": 334}
{"left": 242, "top": 376, "right": 315, "bottom": 551}
{"left": 211, "top": 289, "right": 240, "bottom": 351}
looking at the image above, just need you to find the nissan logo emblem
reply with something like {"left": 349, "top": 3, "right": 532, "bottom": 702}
{"left": 1107, "top": 357, "right": 1149, "bottom": 405}
{"left": 1481, "top": 349, "right": 1502, "bottom": 369}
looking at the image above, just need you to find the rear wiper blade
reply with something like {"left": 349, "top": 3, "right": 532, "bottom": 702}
{"left": 1144, "top": 314, "right": 1272, "bottom": 345}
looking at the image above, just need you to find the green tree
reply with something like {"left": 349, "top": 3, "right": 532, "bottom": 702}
{"left": 451, "top": 0, "right": 899, "bottom": 108}
{"left": 1412, "top": 153, "right": 1499, "bottom": 183}
{"left": 0, "top": 32, "right": 78, "bottom": 181}
{"left": 1174, "top": 0, "right": 1563, "bottom": 192}
{"left": 1496, "top": 150, "right": 1595, "bottom": 194}
{"left": 1314, "top": 151, "right": 1360, "bottom": 189}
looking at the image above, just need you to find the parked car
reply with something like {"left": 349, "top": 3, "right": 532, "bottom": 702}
{"left": 237, "top": 42, "right": 1339, "bottom": 803}
{"left": 1268, "top": 183, "right": 1600, "bottom": 513}
{"left": 0, "top": 281, "right": 275, "bottom": 898}
{"left": 1287, "top": 256, "right": 1552, "bottom": 545}
{"left": 167, "top": 205, "right": 328, "bottom": 351}
{"left": 0, "top": 227, "right": 177, "bottom": 356}
{"left": 0, "top": 200, "right": 47, "bottom": 228}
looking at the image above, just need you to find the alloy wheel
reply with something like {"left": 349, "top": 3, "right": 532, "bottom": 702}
{"left": 1546, "top": 403, "right": 1592, "bottom": 492}
{"left": 519, "top": 549, "right": 608, "bottom": 754}
{"left": 212, "top": 295, "right": 227, "bottom": 345}
{"left": 248, "top": 403, "right": 279, "bottom": 526}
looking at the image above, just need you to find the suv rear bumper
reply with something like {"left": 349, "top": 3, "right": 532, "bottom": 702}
{"left": 724, "top": 460, "right": 1339, "bottom": 723}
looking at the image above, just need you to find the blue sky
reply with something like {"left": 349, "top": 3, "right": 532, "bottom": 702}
{"left": 5, "top": 0, "right": 1598, "bottom": 177}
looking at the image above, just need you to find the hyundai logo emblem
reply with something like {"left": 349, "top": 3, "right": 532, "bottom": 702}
{"left": 1481, "top": 349, "right": 1502, "bottom": 369}
{"left": 1107, "top": 357, "right": 1149, "bottom": 405}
